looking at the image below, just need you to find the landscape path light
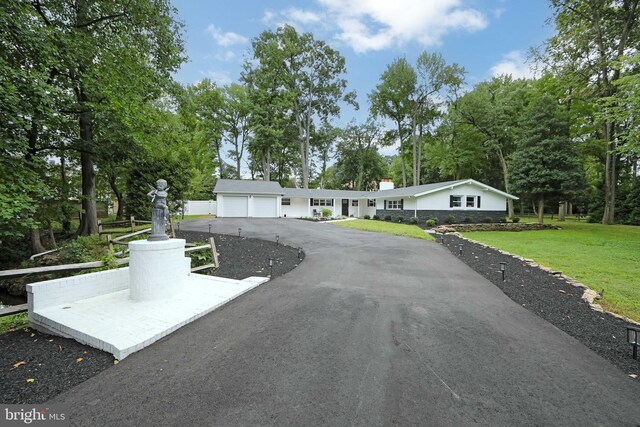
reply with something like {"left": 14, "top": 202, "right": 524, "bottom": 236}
{"left": 500, "top": 262, "right": 506, "bottom": 282}
{"left": 208, "top": 223, "right": 211, "bottom": 233}
{"left": 238, "top": 227, "right": 242, "bottom": 237}
{"left": 298, "top": 247, "right": 302, "bottom": 260}
{"left": 269, "top": 258, "right": 274, "bottom": 277}
{"left": 627, "top": 326, "right": 639, "bottom": 360}
{"left": 459, "top": 244, "right": 463, "bottom": 255}
{"left": 276, "top": 234, "right": 279, "bottom": 245}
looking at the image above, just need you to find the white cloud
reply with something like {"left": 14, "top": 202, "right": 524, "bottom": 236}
{"left": 206, "top": 25, "right": 248, "bottom": 47}
{"left": 200, "top": 69, "right": 233, "bottom": 86}
{"left": 490, "top": 51, "right": 535, "bottom": 79}
{"left": 320, "top": 0, "right": 488, "bottom": 53}
{"left": 262, "top": 0, "right": 487, "bottom": 53}
{"left": 493, "top": 8, "right": 506, "bottom": 19}
{"left": 214, "top": 51, "right": 237, "bottom": 62}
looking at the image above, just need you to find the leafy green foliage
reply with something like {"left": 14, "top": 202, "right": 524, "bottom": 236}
{"left": 425, "top": 219, "right": 436, "bottom": 227}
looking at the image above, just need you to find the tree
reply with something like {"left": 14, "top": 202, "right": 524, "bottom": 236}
{"left": 546, "top": 0, "right": 640, "bottom": 224}
{"left": 369, "top": 58, "right": 416, "bottom": 187}
{"left": 221, "top": 84, "right": 251, "bottom": 179}
{"left": 510, "top": 95, "right": 586, "bottom": 223}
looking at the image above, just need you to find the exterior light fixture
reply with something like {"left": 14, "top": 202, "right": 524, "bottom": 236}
{"left": 500, "top": 262, "right": 506, "bottom": 281}
{"left": 208, "top": 223, "right": 211, "bottom": 233}
{"left": 177, "top": 222, "right": 180, "bottom": 231}
{"left": 276, "top": 235, "right": 279, "bottom": 245}
{"left": 628, "top": 326, "right": 640, "bottom": 360}
{"left": 238, "top": 227, "right": 242, "bottom": 237}
{"left": 440, "top": 235, "right": 444, "bottom": 244}
{"left": 269, "top": 258, "right": 274, "bottom": 277}
{"left": 459, "top": 244, "right": 463, "bottom": 255}
{"left": 298, "top": 247, "right": 302, "bottom": 260}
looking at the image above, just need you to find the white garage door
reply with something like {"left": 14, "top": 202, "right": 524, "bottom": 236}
{"left": 222, "top": 196, "right": 248, "bottom": 217}
{"left": 253, "top": 196, "right": 278, "bottom": 217}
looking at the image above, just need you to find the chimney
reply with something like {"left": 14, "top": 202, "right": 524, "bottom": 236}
{"left": 379, "top": 178, "right": 394, "bottom": 191}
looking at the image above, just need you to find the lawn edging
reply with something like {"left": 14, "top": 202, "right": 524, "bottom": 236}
{"left": 443, "top": 231, "right": 640, "bottom": 327}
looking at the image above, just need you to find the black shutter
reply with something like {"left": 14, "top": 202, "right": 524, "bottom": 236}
{"left": 384, "top": 200, "right": 387, "bottom": 210}
{"left": 310, "top": 199, "right": 314, "bottom": 206}
{"left": 331, "top": 199, "right": 334, "bottom": 206}
{"left": 477, "top": 196, "right": 481, "bottom": 208}
{"left": 400, "top": 199, "right": 404, "bottom": 210}
{"left": 449, "top": 195, "right": 453, "bottom": 208}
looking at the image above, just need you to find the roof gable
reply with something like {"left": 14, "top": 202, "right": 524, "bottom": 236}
{"left": 214, "top": 179, "right": 284, "bottom": 195}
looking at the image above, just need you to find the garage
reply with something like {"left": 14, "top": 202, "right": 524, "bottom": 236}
{"left": 221, "top": 195, "right": 248, "bottom": 217}
{"left": 253, "top": 196, "right": 278, "bottom": 217}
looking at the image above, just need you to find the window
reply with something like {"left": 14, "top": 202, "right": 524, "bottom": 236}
{"left": 368, "top": 199, "right": 376, "bottom": 207}
{"left": 351, "top": 200, "right": 359, "bottom": 207}
{"left": 450, "top": 196, "right": 462, "bottom": 208}
{"left": 282, "top": 198, "right": 291, "bottom": 206}
{"left": 466, "top": 196, "right": 475, "bottom": 208}
{"left": 311, "top": 198, "right": 333, "bottom": 206}
{"left": 388, "top": 200, "right": 401, "bottom": 210}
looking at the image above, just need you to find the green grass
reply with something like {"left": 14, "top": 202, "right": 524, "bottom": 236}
{"left": 176, "top": 214, "right": 215, "bottom": 221}
{"left": 0, "top": 313, "right": 28, "bottom": 334}
{"left": 331, "top": 219, "right": 435, "bottom": 241}
{"left": 462, "top": 217, "right": 640, "bottom": 322}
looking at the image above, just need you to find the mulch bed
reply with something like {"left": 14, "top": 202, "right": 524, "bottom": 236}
{"left": 438, "top": 232, "right": 640, "bottom": 379}
{"left": 0, "top": 233, "right": 303, "bottom": 404}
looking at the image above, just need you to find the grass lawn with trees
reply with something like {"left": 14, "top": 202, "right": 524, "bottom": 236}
{"left": 331, "top": 220, "right": 435, "bottom": 241}
{"left": 462, "top": 217, "right": 640, "bottom": 322}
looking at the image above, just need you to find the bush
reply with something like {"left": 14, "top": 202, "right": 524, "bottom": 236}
{"left": 482, "top": 217, "right": 493, "bottom": 223}
{"left": 511, "top": 217, "right": 520, "bottom": 223}
{"left": 59, "top": 235, "right": 105, "bottom": 264}
{"left": 409, "top": 217, "right": 418, "bottom": 225}
{"left": 428, "top": 217, "right": 439, "bottom": 225}
{"left": 363, "top": 214, "right": 371, "bottom": 220}
{"left": 446, "top": 215, "right": 456, "bottom": 224}
{"left": 396, "top": 217, "right": 404, "bottom": 223}
{"left": 426, "top": 219, "right": 436, "bottom": 227}
{"left": 464, "top": 216, "right": 473, "bottom": 223}
{"left": 499, "top": 217, "right": 508, "bottom": 223}
{"left": 186, "top": 241, "right": 213, "bottom": 269}
{"left": 322, "top": 208, "right": 332, "bottom": 217}
{"left": 384, "top": 215, "right": 392, "bottom": 221}
{"left": 372, "top": 215, "right": 380, "bottom": 220}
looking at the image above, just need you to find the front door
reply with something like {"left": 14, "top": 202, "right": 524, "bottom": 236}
{"left": 342, "top": 199, "right": 349, "bottom": 216}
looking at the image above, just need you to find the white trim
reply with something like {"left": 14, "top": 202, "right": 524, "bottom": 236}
{"left": 415, "top": 179, "right": 518, "bottom": 200}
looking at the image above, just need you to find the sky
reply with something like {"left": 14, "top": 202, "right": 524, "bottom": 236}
{"left": 169, "top": 0, "right": 555, "bottom": 158}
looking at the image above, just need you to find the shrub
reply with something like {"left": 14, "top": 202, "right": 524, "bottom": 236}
{"left": 446, "top": 215, "right": 456, "bottom": 224}
{"left": 372, "top": 215, "right": 380, "bottom": 220}
{"left": 59, "top": 235, "right": 104, "bottom": 264}
{"left": 322, "top": 208, "right": 332, "bottom": 218}
{"left": 363, "top": 214, "right": 371, "bottom": 220}
{"left": 186, "top": 241, "right": 213, "bottom": 269}
{"left": 425, "top": 219, "right": 436, "bottom": 227}
{"left": 499, "top": 217, "right": 508, "bottom": 223}
{"left": 482, "top": 217, "right": 493, "bottom": 223}
{"left": 464, "top": 216, "right": 473, "bottom": 223}
{"left": 409, "top": 217, "right": 418, "bottom": 225}
{"left": 428, "top": 217, "right": 439, "bottom": 225}
{"left": 396, "top": 216, "right": 404, "bottom": 223}
{"left": 512, "top": 217, "right": 520, "bottom": 223}
{"left": 384, "top": 215, "right": 392, "bottom": 221}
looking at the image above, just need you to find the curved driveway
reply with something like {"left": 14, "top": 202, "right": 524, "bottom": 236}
{"left": 52, "top": 218, "right": 640, "bottom": 426}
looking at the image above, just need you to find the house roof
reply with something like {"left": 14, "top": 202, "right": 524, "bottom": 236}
{"left": 213, "top": 178, "right": 518, "bottom": 200}
{"left": 213, "top": 179, "right": 284, "bottom": 195}
{"left": 375, "top": 179, "right": 518, "bottom": 200}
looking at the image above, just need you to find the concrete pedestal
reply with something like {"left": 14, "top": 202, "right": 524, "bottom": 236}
{"left": 128, "top": 239, "right": 189, "bottom": 301}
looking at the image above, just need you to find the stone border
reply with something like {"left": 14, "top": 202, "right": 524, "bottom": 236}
{"left": 436, "top": 231, "right": 640, "bottom": 327}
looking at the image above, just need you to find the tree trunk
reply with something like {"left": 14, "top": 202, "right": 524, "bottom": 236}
{"left": 558, "top": 201, "right": 566, "bottom": 221}
{"left": 78, "top": 109, "right": 98, "bottom": 236}
{"left": 108, "top": 172, "right": 124, "bottom": 220}
{"left": 411, "top": 118, "right": 418, "bottom": 186}
{"left": 602, "top": 122, "right": 617, "bottom": 224}
{"left": 30, "top": 227, "right": 46, "bottom": 255}
{"left": 417, "top": 124, "right": 423, "bottom": 185}
{"left": 397, "top": 121, "right": 406, "bottom": 187}
{"left": 496, "top": 147, "right": 514, "bottom": 218}
{"left": 59, "top": 150, "right": 71, "bottom": 233}
{"left": 532, "top": 199, "right": 537, "bottom": 216}
{"left": 537, "top": 196, "right": 545, "bottom": 224}
{"left": 262, "top": 148, "right": 271, "bottom": 181}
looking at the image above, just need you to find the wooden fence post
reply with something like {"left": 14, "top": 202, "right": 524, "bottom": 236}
{"left": 169, "top": 217, "right": 176, "bottom": 238}
{"left": 209, "top": 237, "right": 219, "bottom": 268}
{"left": 130, "top": 216, "right": 135, "bottom": 233}
{"left": 98, "top": 220, "right": 103, "bottom": 239}
{"left": 107, "top": 234, "right": 113, "bottom": 252}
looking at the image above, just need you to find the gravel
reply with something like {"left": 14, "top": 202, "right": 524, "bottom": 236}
{"left": 0, "top": 232, "right": 304, "bottom": 404}
{"left": 438, "top": 232, "right": 640, "bottom": 379}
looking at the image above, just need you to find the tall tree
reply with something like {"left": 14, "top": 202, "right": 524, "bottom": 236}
{"left": 369, "top": 58, "right": 416, "bottom": 188}
{"left": 546, "top": 0, "right": 640, "bottom": 224}
{"left": 335, "top": 119, "right": 387, "bottom": 191}
{"left": 221, "top": 84, "right": 252, "bottom": 179}
{"left": 510, "top": 95, "right": 586, "bottom": 223}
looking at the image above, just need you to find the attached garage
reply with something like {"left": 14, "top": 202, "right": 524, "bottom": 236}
{"left": 221, "top": 195, "right": 248, "bottom": 218}
{"left": 253, "top": 196, "right": 278, "bottom": 217}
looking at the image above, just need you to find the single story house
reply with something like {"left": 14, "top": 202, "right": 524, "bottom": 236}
{"left": 213, "top": 178, "right": 518, "bottom": 223}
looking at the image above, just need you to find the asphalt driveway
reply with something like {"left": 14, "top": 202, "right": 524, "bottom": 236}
{"left": 51, "top": 218, "right": 640, "bottom": 426}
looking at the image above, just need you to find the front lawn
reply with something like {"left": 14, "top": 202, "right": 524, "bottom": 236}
{"left": 462, "top": 218, "right": 640, "bottom": 321}
{"left": 331, "top": 219, "right": 435, "bottom": 241}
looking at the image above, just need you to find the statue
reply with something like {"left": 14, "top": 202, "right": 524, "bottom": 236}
{"left": 147, "top": 179, "right": 170, "bottom": 241}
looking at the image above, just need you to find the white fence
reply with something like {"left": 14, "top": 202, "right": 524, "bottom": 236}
{"left": 183, "top": 200, "right": 217, "bottom": 216}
